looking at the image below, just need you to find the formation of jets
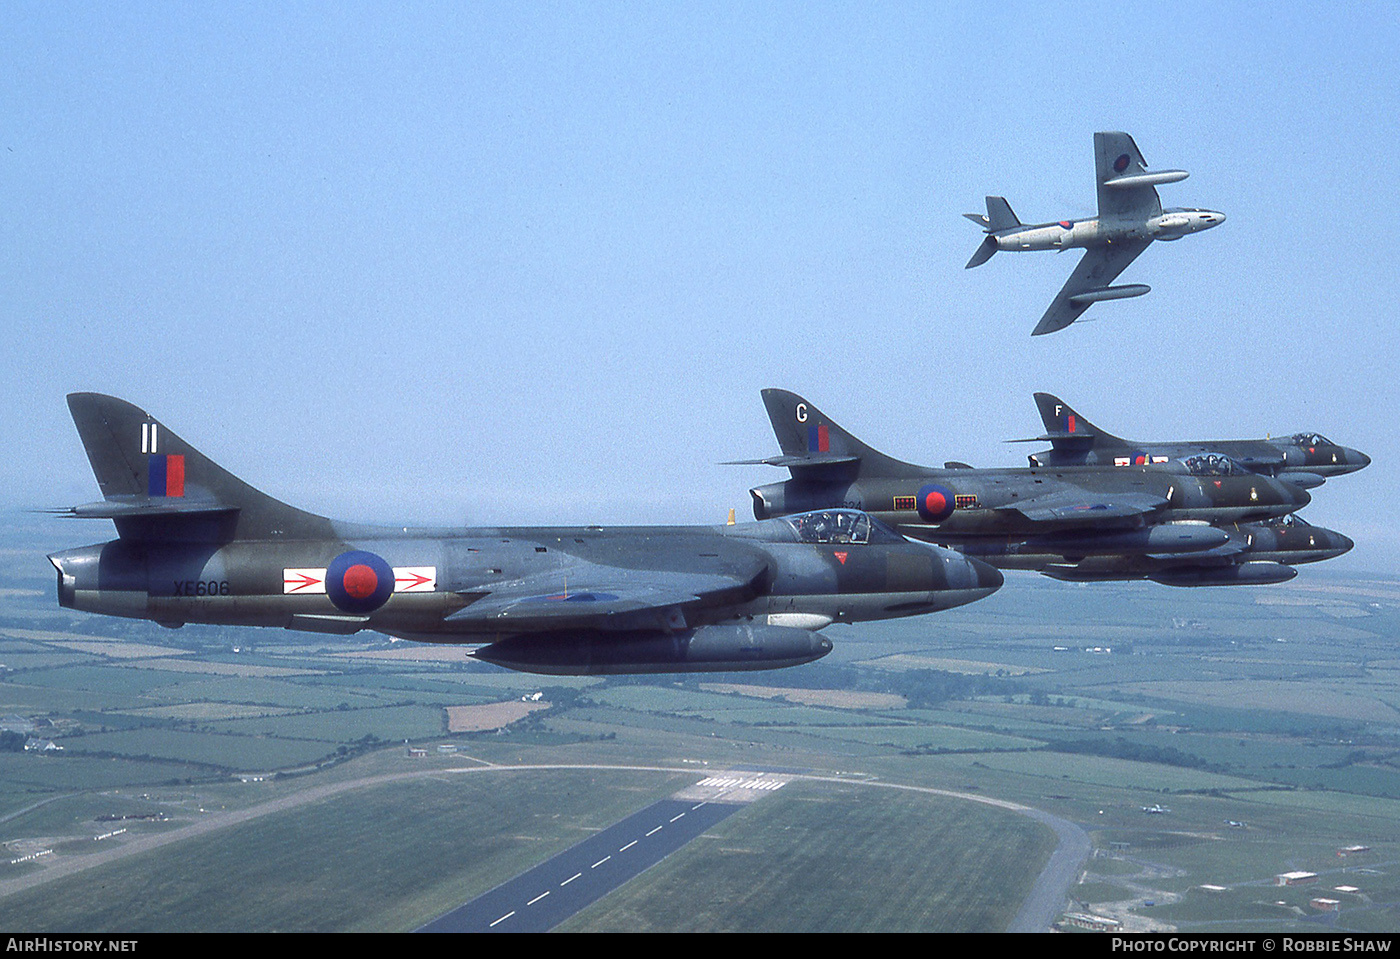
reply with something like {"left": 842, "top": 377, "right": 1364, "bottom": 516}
{"left": 49, "top": 385, "right": 1364, "bottom": 675}
{"left": 45, "top": 131, "right": 1364, "bottom": 677}
{"left": 965, "top": 132, "right": 1225, "bottom": 335}
{"left": 739, "top": 390, "right": 1361, "bottom": 588}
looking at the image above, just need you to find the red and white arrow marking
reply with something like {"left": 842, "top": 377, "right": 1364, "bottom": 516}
{"left": 283, "top": 569, "right": 326, "bottom": 594}
{"left": 394, "top": 567, "right": 436, "bottom": 592}
{"left": 283, "top": 565, "right": 436, "bottom": 594}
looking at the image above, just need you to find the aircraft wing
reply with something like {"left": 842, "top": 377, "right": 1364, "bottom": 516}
{"left": 1032, "top": 240, "right": 1152, "bottom": 336}
{"left": 445, "top": 562, "right": 766, "bottom": 633}
{"left": 1003, "top": 488, "right": 1168, "bottom": 525}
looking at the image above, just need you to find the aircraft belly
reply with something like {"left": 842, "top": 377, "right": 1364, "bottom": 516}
{"left": 739, "top": 588, "right": 991, "bottom": 623}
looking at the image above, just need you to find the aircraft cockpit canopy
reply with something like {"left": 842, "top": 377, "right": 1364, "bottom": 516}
{"left": 785, "top": 509, "right": 903, "bottom": 545}
{"left": 1263, "top": 514, "right": 1313, "bottom": 529}
{"left": 1289, "top": 433, "right": 1333, "bottom": 447}
{"left": 1180, "top": 452, "right": 1247, "bottom": 477}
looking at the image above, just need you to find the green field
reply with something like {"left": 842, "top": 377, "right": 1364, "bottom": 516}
{"left": 5, "top": 511, "right": 1400, "bottom": 931}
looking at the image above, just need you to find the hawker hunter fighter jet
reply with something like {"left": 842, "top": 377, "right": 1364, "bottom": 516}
{"left": 733, "top": 390, "right": 1310, "bottom": 581}
{"left": 47, "top": 394, "right": 1002, "bottom": 676}
{"left": 1018, "top": 393, "right": 1371, "bottom": 487}
{"left": 964, "top": 131, "right": 1224, "bottom": 335}
{"left": 975, "top": 514, "right": 1354, "bottom": 587}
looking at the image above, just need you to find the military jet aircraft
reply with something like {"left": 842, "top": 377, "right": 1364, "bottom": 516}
{"left": 964, "top": 131, "right": 1225, "bottom": 335}
{"left": 970, "top": 514, "right": 1354, "bottom": 587}
{"left": 46, "top": 394, "right": 1003, "bottom": 676}
{"left": 734, "top": 390, "right": 1310, "bottom": 572}
{"left": 1017, "top": 393, "right": 1371, "bottom": 486}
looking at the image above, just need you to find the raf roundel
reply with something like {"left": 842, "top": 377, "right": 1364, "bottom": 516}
{"left": 325, "top": 550, "right": 395, "bottom": 614}
{"left": 1114, "top": 153, "right": 1131, "bottom": 173}
{"left": 916, "top": 484, "right": 956, "bottom": 523}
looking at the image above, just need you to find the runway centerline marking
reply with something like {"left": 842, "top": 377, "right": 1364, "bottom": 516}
{"left": 527, "top": 892, "right": 549, "bottom": 906}
{"left": 489, "top": 911, "right": 514, "bottom": 928}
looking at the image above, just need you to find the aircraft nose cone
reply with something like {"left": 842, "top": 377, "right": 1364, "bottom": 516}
{"left": 1348, "top": 449, "right": 1371, "bottom": 471}
{"left": 968, "top": 556, "right": 1004, "bottom": 595}
{"left": 1333, "top": 532, "right": 1355, "bottom": 556}
{"left": 1284, "top": 481, "right": 1312, "bottom": 510}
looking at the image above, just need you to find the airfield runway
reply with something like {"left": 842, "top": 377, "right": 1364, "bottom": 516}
{"left": 415, "top": 772, "right": 788, "bottom": 933}
{"left": 0, "top": 761, "right": 1088, "bottom": 931}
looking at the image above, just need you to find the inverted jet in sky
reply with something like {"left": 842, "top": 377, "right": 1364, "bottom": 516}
{"left": 964, "top": 131, "right": 1224, "bottom": 335}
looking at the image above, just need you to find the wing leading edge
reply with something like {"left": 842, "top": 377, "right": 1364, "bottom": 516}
{"left": 1032, "top": 240, "right": 1152, "bottom": 336}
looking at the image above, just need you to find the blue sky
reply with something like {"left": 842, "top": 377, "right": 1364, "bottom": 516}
{"left": 4, "top": 3, "right": 1398, "bottom": 572}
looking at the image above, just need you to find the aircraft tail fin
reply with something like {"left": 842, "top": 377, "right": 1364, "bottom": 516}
{"left": 63, "top": 393, "right": 335, "bottom": 543}
{"left": 1033, "top": 392, "right": 1129, "bottom": 449}
{"left": 965, "top": 235, "right": 998, "bottom": 269}
{"left": 984, "top": 196, "right": 1021, "bottom": 232}
{"left": 757, "top": 390, "right": 927, "bottom": 480}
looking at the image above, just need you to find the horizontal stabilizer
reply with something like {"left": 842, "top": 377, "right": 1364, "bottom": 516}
{"left": 723, "top": 453, "right": 861, "bottom": 469}
{"left": 1006, "top": 432, "right": 1095, "bottom": 444}
{"left": 48, "top": 497, "right": 240, "bottom": 521}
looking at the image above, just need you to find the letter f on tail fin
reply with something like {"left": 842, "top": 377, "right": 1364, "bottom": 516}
{"left": 1033, "top": 392, "right": 1128, "bottom": 450}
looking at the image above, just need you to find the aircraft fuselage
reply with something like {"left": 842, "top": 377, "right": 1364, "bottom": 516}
{"left": 991, "top": 208, "right": 1224, "bottom": 253}
{"left": 751, "top": 464, "right": 1309, "bottom": 551}
{"left": 50, "top": 518, "right": 1001, "bottom": 642}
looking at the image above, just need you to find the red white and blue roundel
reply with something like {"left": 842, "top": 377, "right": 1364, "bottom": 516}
{"left": 325, "top": 550, "right": 395, "bottom": 614}
{"left": 916, "top": 484, "right": 956, "bottom": 523}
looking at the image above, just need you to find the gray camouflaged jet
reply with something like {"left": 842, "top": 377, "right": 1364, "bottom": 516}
{"left": 964, "top": 132, "right": 1224, "bottom": 335}
{"left": 970, "top": 514, "right": 1353, "bottom": 587}
{"left": 735, "top": 390, "right": 1318, "bottom": 586}
{"left": 1016, "top": 393, "right": 1371, "bottom": 488}
{"left": 46, "top": 394, "right": 1002, "bottom": 675}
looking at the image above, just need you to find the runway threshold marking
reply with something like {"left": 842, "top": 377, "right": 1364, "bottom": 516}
{"left": 417, "top": 770, "right": 791, "bottom": 934}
